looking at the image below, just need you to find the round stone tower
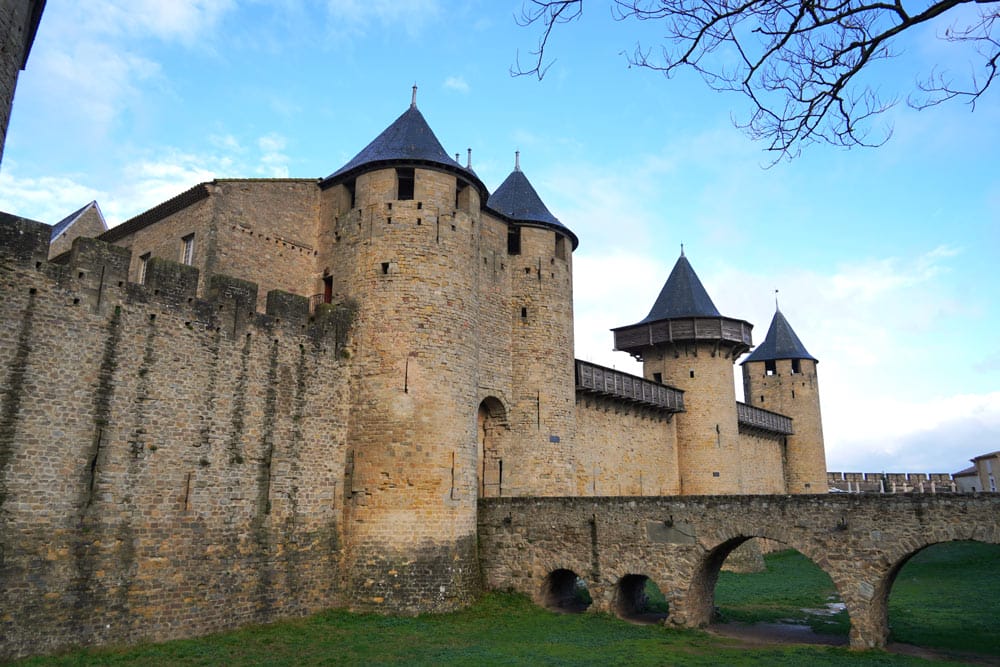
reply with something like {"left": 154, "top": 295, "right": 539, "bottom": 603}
{"left": 317, "top": 89, "right": 489, "bottom": 612}
{"left": 487, "top": 152, "right": 578, "bottom": 496}
{"left": 741, "top": 307, "right": 827, "bottom": 493}
{"left": 612, "top": 250, "right": 752, "bottom": 494}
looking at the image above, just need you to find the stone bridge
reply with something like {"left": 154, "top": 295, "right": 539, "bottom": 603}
{"left": 477, "top": 494, "right": 1000, "bottom": 649}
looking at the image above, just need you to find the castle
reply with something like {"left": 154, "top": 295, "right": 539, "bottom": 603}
{"left": 0, "top": 91, "right": 826, "bottom": 658}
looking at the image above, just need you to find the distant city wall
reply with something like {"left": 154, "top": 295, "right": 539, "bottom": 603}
{"left": 827, "top": 471, "right": 959, "bottom": 493}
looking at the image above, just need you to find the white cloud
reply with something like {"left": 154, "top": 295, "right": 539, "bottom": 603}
{"left": 0, "top": 172, "right": 106, "bottom": 224}
{"left": 444, "top": 76, "right": 470, "bottom": 93}
{"left": 20, "top": 1, "right": 235, "bottom": 139}
{"left": 1, "top": 131, "right": 300, "bottom": 226}
{"left": 570, "top": 234, "right": 997, "bottom": 475}
{"left": 257, "top": 134, "right": 291, "bottom": 178}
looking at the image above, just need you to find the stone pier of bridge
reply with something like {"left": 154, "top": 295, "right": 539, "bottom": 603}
{"left": 478, "top": 494, "right": 1000, "bottom": 649}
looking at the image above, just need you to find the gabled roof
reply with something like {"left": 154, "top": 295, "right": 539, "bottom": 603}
{"left": 487, "top": 155, "right": 578, "bottom": 248}
{"left": 50, "top": 200, "right": 107, "bottom": 240}
{"left": 638, "top": 251, "right": 721, "bottom": 323}
{"left": 742, "top": 308, "right": 817, "bottom": 363}
{"left": 100, "top": 183, "right": 211, "bottom": 243}
{"left": 320, "top": 92, "right": 486, "bottom": 197}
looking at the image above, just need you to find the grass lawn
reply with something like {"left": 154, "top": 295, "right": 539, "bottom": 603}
{"left": 13, "top": 592, "right": 965, "bottom": 667}
{"left": 715, "top": 540, "right": 1000, "bottom": 655}
{"left": 13, "top": 541, "right": 996, "bottom": 666}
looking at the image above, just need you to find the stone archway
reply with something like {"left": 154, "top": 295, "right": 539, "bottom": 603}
{"left": 613, "top": 573, "right": 669, "bottom": 623}
{"left": 541, "top": 568, "right": 592, "bottom": 613}
{"left": 477, "top": 397, "right": 507, "bottom": 498}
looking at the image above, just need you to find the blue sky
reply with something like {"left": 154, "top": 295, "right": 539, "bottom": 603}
{"left": 3, "top": 0, "right": 998, "bottom": 476}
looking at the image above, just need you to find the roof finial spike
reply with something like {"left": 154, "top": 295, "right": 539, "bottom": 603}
{"left": 515, "top": 150, "right": 521, "bottom": 172}
{"left": 775, "top": 288, "right": 780, "bottom": 311}
{"left": 680, "top": 243, "right": 685, "bottom": 258}
{"left": 411, "top": 84, "right": 418, "bottom": 108}
{"left": 466, "top": 148, "right": 472, "bottom": 169}
{"left": 455, "top": 152, "right": 460, "bottom": 163}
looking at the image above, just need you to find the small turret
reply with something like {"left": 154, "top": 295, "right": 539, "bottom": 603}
{"left": 741, "top": 306, "right": 827, "bottom": 493}
{"left": 613, "top": 251, "right": 752, "bottom": 494}
{"left": 489, "top": 153, "right": 578, "bottom": 495}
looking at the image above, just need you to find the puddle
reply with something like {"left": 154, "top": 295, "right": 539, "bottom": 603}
{"left": 709, "top": 621, "right": 848, "bottom": 646}
{"left": 800, "top": 602, "right": 846, "bottom": 616}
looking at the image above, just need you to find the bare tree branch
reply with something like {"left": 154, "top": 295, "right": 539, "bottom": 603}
{"left": 514, "top": 0, "right": 1000, "bottom": 160}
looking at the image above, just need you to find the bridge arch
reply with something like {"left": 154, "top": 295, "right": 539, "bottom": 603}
{"left": 612, "top": 573, "right": 669, "bottom": 622}
{"left": 680, "top": 532, "right": 850, "bottom": 633}
{"left": 857, "top": 535, "right": 1000, "bottom": 650}
{"left": 540, "top": 568, "right": 592, "bottom": 613}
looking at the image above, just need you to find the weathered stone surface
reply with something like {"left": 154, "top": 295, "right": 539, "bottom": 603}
{"left": 478, "top": 494, "right": 1000, "bottom": 649}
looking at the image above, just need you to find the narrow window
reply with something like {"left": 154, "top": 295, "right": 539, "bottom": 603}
{"left": 520, "top": 307, "right": 528, "bottom": 319}
{"left": 381, "top": 262, "right": 390, "bottom": 275}
{"left": 323, "top": 275, "right": 333, "bottom": 304}
{"left": 181, "top": 234, "right": 195, "bottom": 265}
{"left": 653, "top": 372, "right": 662, "bottom": 384}
{"left": 765, "top": 360, "right": 776, "bottom": 376}
{"left": 689, "top": 370, "right": 695, "bottom": 379}
{"left": 508, "top": 226, "right": 521, "bottom": 255}
{"left": 397, "top": 167, "right": 415, "bottom": 200}
{"left": 554, "top": 234, "right": 567, "bottom": 260}
{"left": 345, "top": 179, "right": 356, "bottom": 208}
{"left": 791, "top": 358, "right": 802, "bottom": 374}
{"left": 138, "top": 252, "right": 151, "bottom": 284}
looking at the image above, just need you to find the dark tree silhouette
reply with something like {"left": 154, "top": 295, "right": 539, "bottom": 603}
{"left": 514, "top": 0, "right": 999, "bottom": 160}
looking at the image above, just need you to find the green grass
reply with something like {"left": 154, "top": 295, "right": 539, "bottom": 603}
{"left": 13, "top": 592, "right": 961, "bottom": 667}
{"left": 13, "top": 542, "right": 996, "bottom": 666}
{"left": 715, "top": 541, "right": 1000, "bottom": 656}
{"left": 888, "top": 541, "right": 1000, "bottom": 654}
{"left": 715, "top": 548, "right": 851, "bottom": 636}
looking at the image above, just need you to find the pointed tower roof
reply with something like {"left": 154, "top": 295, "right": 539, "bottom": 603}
{"left": 612, "top": 249, "right": 752, "bottom": 358}
{"left": 742, "top": 308, "right": 817, "bottom": 363}
{"left": 320, "top": 87, "right": 486, "bottom": 197}
{"left": 487, "top": 151, "right": 578, "bottom": 248}
{"left": 638, "top": 250, "right": 720, "bottom": 323}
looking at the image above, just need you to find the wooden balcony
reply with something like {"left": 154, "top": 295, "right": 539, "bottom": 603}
{"left": 736, "top": 401, "right": 794, "bottom": 436}
{"left": 575, "top": 359, "right": 684, "bottom": 413}
{"left": 613, "top": 316, "right": 753, "bottom": 357}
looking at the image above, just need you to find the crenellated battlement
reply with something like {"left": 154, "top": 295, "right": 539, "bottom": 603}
{"left": 0, "top": 213, "right": 354, "bottom": 348}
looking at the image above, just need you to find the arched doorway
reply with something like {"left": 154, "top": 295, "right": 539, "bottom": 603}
{"left": 477, "top": 397, "right": 507, "bottom": 497}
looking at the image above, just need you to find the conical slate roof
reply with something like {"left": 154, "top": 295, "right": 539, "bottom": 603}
{"left": 488, "top": 157, "right": 577, "bottom": 248}
{"left": 320, "top": 92, "right": 485, "bottom": 195}
{"left": 638, "top": 251, "right": 721, "bottom": 323}
{"left": 742, "top": 309, "right": 817, "bottom": 363}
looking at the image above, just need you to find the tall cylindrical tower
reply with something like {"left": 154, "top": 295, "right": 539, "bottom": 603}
{"left": 317, "top": 92, "right": 489, "bottom": 612}
{"left": 741, "top": 308, "right": 827, "bottom": 493}
{"left": 612, "top": 251, "right": 752, "bottom": 494}
{"left": 487, "top": 153, "right": 578, "bottom": 496}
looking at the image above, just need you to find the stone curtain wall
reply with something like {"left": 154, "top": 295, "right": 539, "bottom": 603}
{"left": 0, "top": 218, "right": 354, "bottom": 661}
{"left": 573, "top": 396, "right": 681, "bottom": 496}
{"left": 478, "top": 494, "right": 1000, "bottom": 649}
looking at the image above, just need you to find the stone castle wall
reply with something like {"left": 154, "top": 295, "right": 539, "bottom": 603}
{"left": 574, "top": 396, "right": 680, "bottom": 496}
{"left": 0, "top": 217, "right": 354, "bottom": 660}
{"left": 104, "top": 180, "right": 320, "bottom": 311}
